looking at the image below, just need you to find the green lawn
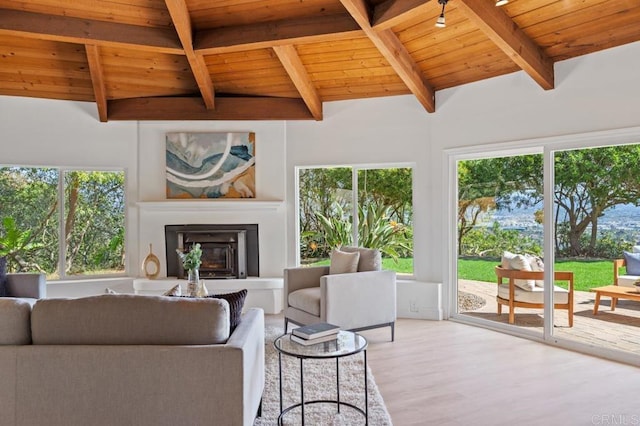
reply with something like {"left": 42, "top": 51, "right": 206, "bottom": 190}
{"left": 458, "top": 257, "right": 616, "bottom": 292}
{"left": 307, "top": 258, "right": 414, "bottom": 274}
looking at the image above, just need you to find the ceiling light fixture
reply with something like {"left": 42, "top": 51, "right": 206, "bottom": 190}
{"left": 435, "top": 0, "right": 448, "bottom": 28}
{"left": 495, "top": 0, "right": 509, "bottom": 6}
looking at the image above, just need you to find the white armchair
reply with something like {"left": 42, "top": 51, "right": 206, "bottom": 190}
{"left": 283, "top": 247, "right": 397, "bottom": 341}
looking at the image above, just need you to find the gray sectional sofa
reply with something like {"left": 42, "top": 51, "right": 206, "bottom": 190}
{"left": 0, "top": 293, "right": 264, "bottom": 426}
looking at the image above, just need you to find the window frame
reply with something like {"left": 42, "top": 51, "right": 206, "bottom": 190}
{"left": 295, "top": 162, "right": 415, "bottom": 277}
{"left": 0, "top": 165, "right": 127, "bottom": 280}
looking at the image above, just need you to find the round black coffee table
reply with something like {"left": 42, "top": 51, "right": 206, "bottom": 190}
{"left": 273, "top": 330, "right": 368, "bottom": 425}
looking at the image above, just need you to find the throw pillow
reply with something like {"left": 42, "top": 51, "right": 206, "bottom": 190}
{"left": 329, "top": 249, "right": 360, "bottom": 274}
{"left": 206, "top": 289, "right": 248, "bottom": 333}
{"left": 526, "top": 254, "right": 545, "bottom": 288}
{"left": 339, "top": 246, "right": 382, "bottom": 271}
{"left": 0, "top": 257, "right": 8, "bottom": 297}
{"left": 623, "top": 251, "right": 640, "bottom": 275}
{"left": 501, "top": 251, "right": 535, "bottom": 291}
{"left": 162, "top": 284, "right": 182, "bottom": 296}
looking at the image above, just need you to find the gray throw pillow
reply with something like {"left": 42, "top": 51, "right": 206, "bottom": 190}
{"left": 329, "top": 249, "right": 360, "bottom": 274}
{"left": 340, "top": 246, "right": 382, "bottom": 272}
{"left": 623, "top": 251, "right": 640, "bottom": 275}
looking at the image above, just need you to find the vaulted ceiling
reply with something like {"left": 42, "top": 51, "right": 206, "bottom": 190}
{"left": 1, "top": 0, "right": 639, "bottom": 121}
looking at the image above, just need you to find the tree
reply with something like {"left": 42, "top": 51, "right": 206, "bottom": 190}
{"left": 457, "top": 156, "right": 543, "bottom": 254}
{"left": 554, "top": 146, "right": 640, "bottom": 256}
{"left": 0, "top": 167, "right": 124, "bottom": 276}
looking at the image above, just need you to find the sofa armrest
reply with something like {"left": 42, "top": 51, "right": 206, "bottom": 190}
{"left": 320, "top": 270, "right": 396, "bottom": 330}
{"left": 6, "top": 273, "right": 46, "bottom": 299}
{"left": 224, "top": 307, "right": 265, "bottom": 425}
{"left": 284, "top": 265, "right": 329, "bottom": 298}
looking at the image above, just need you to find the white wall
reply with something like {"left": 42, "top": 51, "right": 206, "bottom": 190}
{"left": 135, "top": 121, "right": 287, "bottom": 278}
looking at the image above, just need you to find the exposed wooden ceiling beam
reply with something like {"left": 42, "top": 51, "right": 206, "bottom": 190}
{"left": 195, "top": 14, "right": 362, "bottom": 55}
{"left": 107, "top": 97, "right": 315, "bottom": 120}
{"left": 340, "top": 0, "right": 436, "bottom": 112}
{"left": 0, "top": 8, "right": 183, "bottom": 55}
{"left": 84, "top": 44, "right": 108, "bottom": 122}
{"left": 273, "top": 45, "right": 323, "bottom": 120}
{"left": 457, "top": 0, "right": 554, "bottom": 90}
{"left": 164, "top": 0, "right": 215, "bottom": 109}
{"left": 372, "top": 0, "right": 431, "bottom": 30}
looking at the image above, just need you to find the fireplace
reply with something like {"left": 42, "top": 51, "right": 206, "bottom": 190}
{"left": 165, "top": 224, "right": 259, "bottom": 279}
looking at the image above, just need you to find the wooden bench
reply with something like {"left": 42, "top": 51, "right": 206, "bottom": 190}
{"left": 495, "top": 266, "right": 574, "bottom": 327}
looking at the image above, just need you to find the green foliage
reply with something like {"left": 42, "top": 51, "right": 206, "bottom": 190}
{"left": 457, "top": 155, "right": 543, "bottom": 254}
{"left": 555, "top": 230, "right": 634, "bottom": 259}
{"left": 460, "top": 222, "right": 541, "bottom": 257}
{"left": 554, "top": 145, "right": 640, "bottom": 256}
{"left": 315, "top": 203, "right": 353, "bottom": 250}
{"left": 298, "top": 166, "right": 414, "bottom": 267}
{"left": 459, "top": 146, "right": 640, "bottom": 257}
{"left": 177, "top": 243, "right": 202, "bottom": 271}
{"left": 0, "top": 167, "right": 125, "bottom": 277}
{"left": 310, "top": 257, "right": 414, "bottom": 274}
{"left": 0, "top": 217, "right": 44, "bottom": 271}
{"left": 310, "top": 201, "right": 412, "bottom": 262}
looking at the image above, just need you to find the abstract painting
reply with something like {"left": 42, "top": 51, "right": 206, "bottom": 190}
{"left": 166, "top": 132, "right": 256, "bottom": 199}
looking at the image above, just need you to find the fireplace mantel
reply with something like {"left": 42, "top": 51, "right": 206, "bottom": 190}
{"left": 137, "top": 199, "right": 283, "bottom": 212}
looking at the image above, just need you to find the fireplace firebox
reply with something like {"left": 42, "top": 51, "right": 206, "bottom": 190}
{"left": 165, "top": 224, "right": 258, "bottom": 279}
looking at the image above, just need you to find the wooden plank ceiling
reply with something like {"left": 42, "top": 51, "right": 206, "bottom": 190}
{"left": 0, "top": 0, "right": 639, "bottom": 121}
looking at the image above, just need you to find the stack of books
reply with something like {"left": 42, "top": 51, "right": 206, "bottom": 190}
{"left": 291, "top": 322, "right": 340, "bottom": 346}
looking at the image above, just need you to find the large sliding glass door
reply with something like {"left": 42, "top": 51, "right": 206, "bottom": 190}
{"left": 449, "top": 131, "right": 640, "bottom": 364}
{"left": 454, "top": 151, "right": 545, "bottom": 336}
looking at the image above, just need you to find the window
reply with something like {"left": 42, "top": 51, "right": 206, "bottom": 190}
{"left": 297, "top": 165, "right": 413, "bottom": 274}
{"left": 0, "top": 167, "right": 125, "bottom": 279}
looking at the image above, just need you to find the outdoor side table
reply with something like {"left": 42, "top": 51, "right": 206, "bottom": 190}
{"left": 273, "top": 330, "right": 368, "bottom": 425}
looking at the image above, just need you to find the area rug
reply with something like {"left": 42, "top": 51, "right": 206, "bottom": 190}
{"left": 254, "top": 325, "right": 393, "bottom": 425}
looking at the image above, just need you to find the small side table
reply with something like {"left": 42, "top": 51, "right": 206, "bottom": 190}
{"left": 273, "top": 330, "right": 368, "bottom": 425}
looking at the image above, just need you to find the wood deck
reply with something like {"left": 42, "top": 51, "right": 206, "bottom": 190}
{"left": 459, "top": 279, "right": 640, "bottom": 356}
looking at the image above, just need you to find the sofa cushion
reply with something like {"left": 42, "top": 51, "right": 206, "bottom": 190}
{"left": 340, "top": 246, "right": 382, "bottom": 271}
{"left": 31, "top": 294, "right": 230, "bottom": 345}
{"left": 288, "top": 287, "right": 321, "bottom": 316}
{"left": 498, "top": 284, "right": 569, "bottom": 304}
{"left": 617, "top": 275, "right": 640, "bottom": 288}
{"left": 0, "top": 298, "right": 32, "bottom": 345}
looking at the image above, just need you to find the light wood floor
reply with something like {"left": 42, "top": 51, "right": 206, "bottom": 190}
{"left": 268, "top": 315, "right": 640, "bottom": 425}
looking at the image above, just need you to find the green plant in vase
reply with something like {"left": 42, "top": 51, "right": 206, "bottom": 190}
{"left": 177, "top": 243, "right": 203, "bottom": 296}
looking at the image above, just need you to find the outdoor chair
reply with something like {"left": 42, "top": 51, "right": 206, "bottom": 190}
{"left": 283, "top": 246, "right": 397, "bottom": 341}
{"left": 495, "top": 266, "right": 574, "bottom": 327}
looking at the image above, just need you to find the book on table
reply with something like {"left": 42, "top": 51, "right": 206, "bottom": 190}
{"left": 292, "top": 322, "right": 340, "bottom": 340}
{"left": 290, "top": 333, "right": 339, "bottom": 346}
